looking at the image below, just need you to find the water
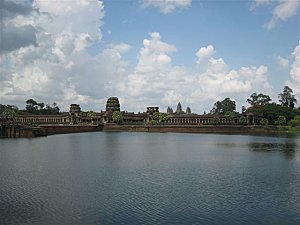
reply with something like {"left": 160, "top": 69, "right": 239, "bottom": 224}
{"left": 0, "top": 132, "right": 300, "bottom": 225}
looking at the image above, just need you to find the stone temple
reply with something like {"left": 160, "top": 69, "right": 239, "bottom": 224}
{"left": 10, "top": 96, "right": 259, "bottom": 126}
{"left": 106, "top": 97, "right": 120, "bottom": 112}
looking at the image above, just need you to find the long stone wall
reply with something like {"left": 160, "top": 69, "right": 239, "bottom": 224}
{"left": 40, "top": 125, "right": 103, "bottom": 135}
{"left": 0, "top": 125, "right": 47, "bottom": 138}
{"left": 1, "top": 124, "right": 103, "bottom": 138}
{"left": 103, "top": 124, "right": 249, "bottom": 134}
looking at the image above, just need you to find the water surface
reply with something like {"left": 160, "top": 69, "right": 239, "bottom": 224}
{"left": 1, "top": 132, "right": 300, "bottom": 225}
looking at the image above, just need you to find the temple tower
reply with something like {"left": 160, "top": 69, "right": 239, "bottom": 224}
{"left": 106, "top": 97, "right": 120, "bottom": 112}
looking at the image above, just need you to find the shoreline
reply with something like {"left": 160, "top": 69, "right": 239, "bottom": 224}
{"left": 1, "top": 124, "right": 299, "bottom": 138}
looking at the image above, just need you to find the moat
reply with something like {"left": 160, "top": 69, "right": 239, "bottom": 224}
{"left": 1, "top": 132, "right": 300, "bottom": 225}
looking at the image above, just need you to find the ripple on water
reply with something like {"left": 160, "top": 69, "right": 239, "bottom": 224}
{"left": 0, "top": 133, "right": 299, "bottom": 225}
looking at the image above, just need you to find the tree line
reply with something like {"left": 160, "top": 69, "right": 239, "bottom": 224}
{"left": 0, "top": 99, "right": 61, "bottom": 120}
{"left": 209, "top": 86, "right": 300, "bottom": 126}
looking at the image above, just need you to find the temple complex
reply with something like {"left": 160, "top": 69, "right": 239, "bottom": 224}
{"left": 4, "top": 96, "right": 260, "bottom": 127}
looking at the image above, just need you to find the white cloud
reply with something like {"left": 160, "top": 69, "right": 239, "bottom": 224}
{"left": 0, "top": 1, "right": 276, "bottom": 113}
{"left": 196, "top": 45, "right": 215, "bottom": 63}
{"left": 141, "top": 0, "right": 192, "bottom": 14}
{"left": 277, "top": 56, "right": 289, "bottom": 68}
{"left": 0, "top": 0, "right": 131, "bottom": 111}
{"left": 250, "top": 0, "right": 273, "bottom": 10}
{"left": 251, "top": 0, "right": 300, "bottom": 30}
{"left": 119, "top": 33, "right": 272, "bottom": 113}
{"left": 286, "top": 41, "right": 300, "bottom": 101}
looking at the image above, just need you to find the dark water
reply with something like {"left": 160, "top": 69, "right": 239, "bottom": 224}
{"left": 0, "top": 132, "right": 300, "bottom": 225}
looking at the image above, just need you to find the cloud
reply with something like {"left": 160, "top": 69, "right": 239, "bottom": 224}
{"left": 286, "top": 41, "right": 300, "bottom": 101}
{"left": 0, "top": 0, "right": 34, "bottom": 19}
{"left": 141, "top": 0, "right": 192, "bottom": 14}
{"left": 0, "top": 1, "right": 275, "bottom": 113}
{"left": 0, "top": 25, "right": 37, "bottom": 52}
{"left": 277, "top": 56, "right": 289, "bottom": 68}
{"left": 119, "top": 33, "right": 272, "bottom": 113}
{"left": 250, "top": 0, "right": 273, "bottom": 10}
{"left": 251, "top": 0, "right": 300, "bottom": 30}
{"left": 0, "top": 0, "right": 38, "bottom": 52}
{"left": 0, "top": 0, "right": 130, "bottom": 111}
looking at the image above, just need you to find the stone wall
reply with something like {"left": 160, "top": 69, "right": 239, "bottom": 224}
{"left": 40, "top": 125, "right": 103, "bottom": 135}
{"left": 103, "top": 124, "right": 250, "bottom": 134}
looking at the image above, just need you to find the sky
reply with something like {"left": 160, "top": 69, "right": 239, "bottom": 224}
{"left": 0, "top": 0, "right": 299, "bottom": 114}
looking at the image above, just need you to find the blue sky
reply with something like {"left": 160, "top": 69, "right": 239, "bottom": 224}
{"left": 1, "top": 0, "right": 299, "bottom": 113}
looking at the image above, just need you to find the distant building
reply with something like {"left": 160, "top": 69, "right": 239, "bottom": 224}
{"left": 106, "top": 97, "right": 120, "bottom": 112}
{"left": 146, "top": 107, "right": 159, "bottom": 114}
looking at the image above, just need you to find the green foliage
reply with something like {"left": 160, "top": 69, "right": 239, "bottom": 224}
{"left": 1, "top": 108, "right": 16, "bottom": 120}
{"left": 290, "top": 115, "right": 300, "bottom": 126}
{"left": 278, "top": 86, "right": 297, "bottom": 108}
{"left": 211, "top": 98, "right": 236, "bottom": 115}
{"left": 25, "top": 99, "right": 60, "bottom": 114}
{"left": 275, "top": 116, "right": 286, "bottom": 126}
{"left": 150, "top": 120, "right": 157, "bottom": 125}
{"left": 112, "top": 111, "right": 123, "bottom": 124}
{"left": 213, "top": 116, "right": 220, "bottom": 125}
{"left": 239, "top": 116, "right": 247, "bottom": 125}
{"left": 246, "top": 93, "right": 271, "bottom": 106}
{"left": 152, "top": 111, "right": 160, "bottom": 121}
{"left": 225, "top": 111, "right": 235, "bottom": 118}
{"left": 152, "top": 112, "right": 168, "bottom": 123}
{"left": 0, "top": 104, "right": 19, "bottom": 114}
{"left": 246, "top": 103, "right": 297, "bottom": 124}
{"left": 26, "top": 99, "right": 38, "bottom": 113}
{"left": 87, "top": 111, "right": 96, "bottom": 117}
{"left": 260, "top": 118, "right": 269, "bottom": 126}
{"left": 87, "top": 111, "right": 96, "bottom": 124}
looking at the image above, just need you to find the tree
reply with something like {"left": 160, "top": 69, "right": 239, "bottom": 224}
{"left": 26, "top": 99, "right": 38, "bottom": 113}
{"left": 241, "top": 106, "right": 246, "bottom": 114}
{"left": 152, "top": 111, "right": 160, "bottom": 122}
{"left": 152, "top": 112, "right": 168, "bottom": 123}
{"left": 87, "top": 111, "right": 96, "bottom": 124}
{"left": 275, "top": 116, "right": 286, "bottom": 126}
{"left": 44, "top": 103, "right": 60, "bottom": 114}
{"left": 213, "top": 116, "right": 220, "bottom": 125}
{"left": 186, "top": 106, "right": 191, "bottom": 114}
{"left": 246, "top": 103, "right": 296, "bottom": 124}
{"left": 225, "top": 111, "right": 235, "bottom": 119}
{"left": 0, "top": 104, "right": 18, "bottom": 113}
{"left": 37, "top": 102, "right": 45, "bottom": 110}
{"left": 1, "top": 108, "right": 16, "bottom": 120}
{"left": 239, "top": 116, "right": 247, "bottom": 125}
{"left": 278, "top": 86, "right": 297, "bottom": 108}
{"left": 246, "top": 93, "right": 271, "bottom": 106}
{"left": 210, "top": 98, "right": 236, "bottom": 115}
{"left": 112, "top": 111, "right": 123, "bottom": 124}
{"left": 160, "top": 113, "right": 168, "bottom": 122}
{"left": 290, "top": 115, "right": 300, "bottom": 126}
{"left": 260, "top": 118, "right": 269, "bottom": 126}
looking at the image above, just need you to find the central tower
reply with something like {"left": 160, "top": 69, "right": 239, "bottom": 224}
{"left": 106, "top": 97, "right": 120, "bottom": 112}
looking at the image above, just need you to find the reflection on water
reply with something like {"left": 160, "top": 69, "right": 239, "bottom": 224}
{"left": 0, "top": 132, "right": 300, "bottom": 225}
{"left": 249, "top": 140, "right": 297, "bottom": 159}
